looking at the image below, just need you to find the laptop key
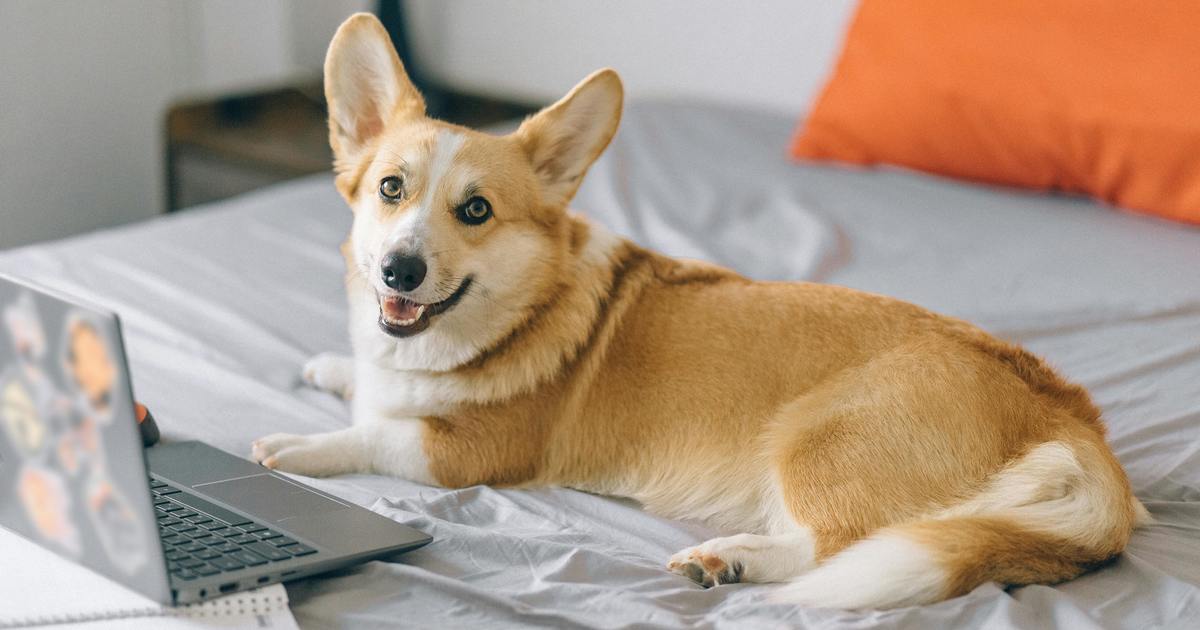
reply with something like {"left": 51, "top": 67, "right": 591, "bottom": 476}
{"left": 213, "top": 542, "right": 240, "bottom": 553}
{"left": 149, "top": 479, "right": 167, "bottom": 489}
{"left": 160, "top": 503, "right": 184, "bottom": 512}
{"left": 210, "top": 556, "right": 245, "bottom": 571}
{"left": 244, "top": 542, "right": 290, "bottom": 561}
{"left": 193, "top": 564, "right": 221, "bottom": 576}
{"left": 284, "top": 544, "right": 317, "bottom": 557}
{"left": 255, "top": 531, "right": 282, "bottom": 541}
{"left": 169, "top": 524, "right": 198, "bottom": 534}
{"left": 156, "top": 487, "right": 181, "bottom": 496}
{"left": 182, "top": 542, "right": 206, "bottom": 553}
{"left": 165, "top": 550, "right": 189, "bottom": 561}
{"left": 158, "top": 517, "right": 181, "bottom": 527}
{"left": 161, "top": 534, "right": 186, "bottom": 546}
{"left": 239, "top": 524, "right": 267, "bottom": 534}
{"left": 174, "top": 510, "right": 198, "bottom": 519}
{"left": 170, "top": 493, "right": 253, "bottom": 527}
{"left": 270, "top": 536, "right": 298, "bottom": 547}
{"left": 189, "top": 534, "right": 218, "bottom": 545}
{"left": 230, "top": 550, "right": 268, "bottom": 566}
{"left": 174, "top": 568, "right": 198, "bottom": 580}
{"left": 230, "top": 534, "right": 257, "bottom": 545}
{"left": 184, "top": 515, "right": 213, "bottom": 526}
{"left": 202, "top": 522, "right": 228, "bottom": 532}
{"left": 195, "top": 549, "right": 221, "bottom": 560}
{"left": 180, "top": 558, "right": 206, "bottom": 569}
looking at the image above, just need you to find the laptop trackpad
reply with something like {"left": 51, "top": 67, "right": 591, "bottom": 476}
{"left": 196, "top": 474, "right": 349, "bottom": 523}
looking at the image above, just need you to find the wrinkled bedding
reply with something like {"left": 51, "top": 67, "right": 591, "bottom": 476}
{"left": 1, "top": 102, "right": 1198, "bottom": 629}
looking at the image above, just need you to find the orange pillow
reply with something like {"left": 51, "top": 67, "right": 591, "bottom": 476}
{"left": 791, "top": 1, "right": 1200, "bottom": 225}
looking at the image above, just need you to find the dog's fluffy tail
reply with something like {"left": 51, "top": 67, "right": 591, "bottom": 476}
{"left": 774, "top": 439, "right": 1145, "bottom": 610}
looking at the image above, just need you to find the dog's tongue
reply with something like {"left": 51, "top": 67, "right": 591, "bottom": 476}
{"left": 382, "top": 297, "right": 422, "bottom": 322}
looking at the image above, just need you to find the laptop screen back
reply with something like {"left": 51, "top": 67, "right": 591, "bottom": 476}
{"left": 0, "top": 274, "right": 170, "bottom": 603}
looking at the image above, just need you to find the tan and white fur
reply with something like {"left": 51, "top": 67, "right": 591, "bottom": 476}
{"left": 252, "top": 14, "right": 1147, "bottom": 609}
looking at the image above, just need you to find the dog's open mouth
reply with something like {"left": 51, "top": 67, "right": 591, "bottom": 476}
{"left": 378, "top": 277, "right": 473, "bottom": 337}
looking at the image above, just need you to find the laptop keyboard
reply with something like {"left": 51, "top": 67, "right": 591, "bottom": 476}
{"left": 150, "top": 476, "right": 317, "bottom": 581}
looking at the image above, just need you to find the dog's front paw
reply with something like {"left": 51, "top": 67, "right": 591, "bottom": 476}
{"left": 251, "top": 432, "right": 350, "bottom": 477}
{"left": 301, "top": 353, "right": 354, "bottom": 399}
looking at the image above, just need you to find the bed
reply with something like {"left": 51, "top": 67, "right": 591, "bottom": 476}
{"left": 2, "top": 101, "right": 1198, "bottom": 629}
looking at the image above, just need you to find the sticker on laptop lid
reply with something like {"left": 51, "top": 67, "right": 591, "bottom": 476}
{"left": 62, "top": 314, "right": 118, "bottom": 426}
{"left": 17, "top": 463, "right": 82, "bottom": 555}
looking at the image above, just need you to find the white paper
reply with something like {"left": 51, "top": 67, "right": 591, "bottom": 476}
{"left": 0, "top": 527, "right": 297, "bottom": 629}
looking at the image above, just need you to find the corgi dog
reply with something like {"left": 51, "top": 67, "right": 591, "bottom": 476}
{"left": 252, "top": 13, "right": 1146, "bottom": 609}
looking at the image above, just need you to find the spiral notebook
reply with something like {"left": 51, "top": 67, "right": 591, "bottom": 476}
{"left": 0, "top": 528, "right": 298, "bottom": 629}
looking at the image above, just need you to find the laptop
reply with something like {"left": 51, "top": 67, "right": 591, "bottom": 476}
{"left": 0, "top": 273, "right": 431, "bottom": 604}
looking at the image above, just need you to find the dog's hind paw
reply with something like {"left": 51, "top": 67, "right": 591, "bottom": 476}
{"left": 668, "top": 532, "right": 818, "bottom": 587}
{"left": 667, "top": 544, "right": 744, "bottom": 588}
{"left": 301, "top": 352, "right": 354, "bottom": 399}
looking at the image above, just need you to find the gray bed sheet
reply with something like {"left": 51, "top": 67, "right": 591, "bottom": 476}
{"left": 1, "top": 102, "right": 1198, "bottom": 629}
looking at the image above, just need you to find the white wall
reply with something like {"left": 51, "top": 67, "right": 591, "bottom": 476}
{"left": 0, "top": 0, "right": 854, "bottom": 249}
{"left": 0, "top": 0, "right": 367, "bottom": 249}
{"left": 406, "top": 0, "right": 856, "bottom": 115}
{"left": 0, "top": 1, "right": 177, "bottom": 249}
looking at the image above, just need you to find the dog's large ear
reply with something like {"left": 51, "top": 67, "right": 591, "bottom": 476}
{"left": 516, "top": 69, "right": 623, "bottom": 211}
{"left": 324, "top": 13, "right": 424, "bottom": 181}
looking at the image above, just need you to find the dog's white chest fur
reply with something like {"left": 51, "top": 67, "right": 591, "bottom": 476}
{"left": 352, "top": 360, "right": 462, "bottom": 418}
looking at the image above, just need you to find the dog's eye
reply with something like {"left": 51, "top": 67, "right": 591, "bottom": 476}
{"left": 379, "top": 176, "right": 404, "bottom": 201}
{"left": 456, "top": 197, "right": 492, "bottom": 225}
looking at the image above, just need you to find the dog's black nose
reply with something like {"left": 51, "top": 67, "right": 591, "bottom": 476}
{"left": 381, "top": 253, "right": 427, "bottom": 292}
